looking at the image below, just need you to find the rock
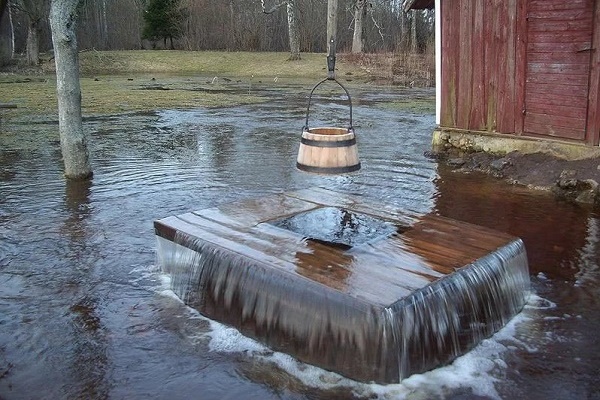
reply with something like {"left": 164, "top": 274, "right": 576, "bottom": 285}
{"left": 557, "top": 169, "right": 578, "bottom": 189}
{"left": 423, "top": 150, "right": 447, "bottom": 161}
{"left": 575, "top": 179, "right": 599, "bottom": 204}
{"left": 490, "top": 158, "right": 511, "bottom": 171}
{"left": 554, "top": 178, "right": 599, "bottom": 204}
{"left": 559, "top": 169, "right": 577, "bottom": 179}
{"left": 447, "top": 158, "right": 465, "bottom": 167}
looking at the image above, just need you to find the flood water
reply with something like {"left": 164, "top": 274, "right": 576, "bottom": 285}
{"left": 1, "top": 79, "right": 598, "bottom": 399}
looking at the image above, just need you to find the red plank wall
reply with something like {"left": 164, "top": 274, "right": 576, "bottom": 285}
{"left": 440, "top": 0, "right": 600, "bottom": 145}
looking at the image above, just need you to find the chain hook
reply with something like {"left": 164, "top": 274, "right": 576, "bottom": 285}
{"left": 327, "top": 38, "right": 336, "bottom": 80}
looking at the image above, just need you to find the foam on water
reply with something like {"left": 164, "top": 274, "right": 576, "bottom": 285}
{"left": 198, "top": 286, "right": 537, "bottom": 399}
{"left": 204, "top": 294, "right": 541, "bottom": 400}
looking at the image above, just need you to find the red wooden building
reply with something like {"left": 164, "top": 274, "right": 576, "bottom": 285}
{"left": 408, "top": 0, "right": 600, "bottom": 148}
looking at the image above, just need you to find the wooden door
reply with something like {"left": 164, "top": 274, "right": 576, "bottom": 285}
{"left": 523, "top": 0, "right": 595, "bottom": 142}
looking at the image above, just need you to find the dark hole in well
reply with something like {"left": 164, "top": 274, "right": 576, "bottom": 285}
{"left": 270, "top": 207, "right": 402, "bottom": 248}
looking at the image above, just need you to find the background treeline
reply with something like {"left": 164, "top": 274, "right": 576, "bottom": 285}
{"left": 3, "top": 0, "right": 433, "bottom": 56}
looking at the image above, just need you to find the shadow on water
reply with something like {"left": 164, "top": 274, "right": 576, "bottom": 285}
{"left": 0, "top": 79, "right": 598, "bottom": 399}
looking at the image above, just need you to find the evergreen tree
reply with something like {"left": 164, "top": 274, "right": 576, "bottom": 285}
{"left": 142, "top": 0, "right": 185, "bottom": 49}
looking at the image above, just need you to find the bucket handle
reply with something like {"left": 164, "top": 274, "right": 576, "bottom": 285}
{"left": 303, "top": 78, "right": 353, "bottom": 133}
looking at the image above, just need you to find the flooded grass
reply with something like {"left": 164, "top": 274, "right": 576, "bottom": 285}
{"left": 0, "top": 51, "right": 375, "bottom": 121}
{"left": 0, "top": 75, "right": 268, "bottom": 119}
{"left": 379, "top": 96, "right": 436, "bottom": 113}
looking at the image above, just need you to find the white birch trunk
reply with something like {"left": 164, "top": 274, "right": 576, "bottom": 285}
{"left": 100, "top": 0, "right": 108, "bottom": 48}
{"left": 50, "top": 0, "right": 92, "bottom": 180}
{"left": 286, "top": 0, "right": 300, "bottom": 60}
{"left": 351, "top": 0, "right": 365, "bottom": 53}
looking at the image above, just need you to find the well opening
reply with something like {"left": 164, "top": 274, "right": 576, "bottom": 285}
{"left": 270, "top": 206, "right": 403, "bottom": 248}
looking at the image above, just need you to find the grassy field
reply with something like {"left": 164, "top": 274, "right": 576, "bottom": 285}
{"left": 75, "top": 50, "right": 369, "bottom": 79}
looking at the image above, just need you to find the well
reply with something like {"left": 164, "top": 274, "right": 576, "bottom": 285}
{"left": 154, "top": 187, "right": 530, "bottom": 383}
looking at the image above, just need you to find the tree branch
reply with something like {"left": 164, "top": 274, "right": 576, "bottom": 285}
{"left": 260, "top": 0, "right": 287, "bottom": 14}
{"left": 368, "top": 6, "right": 385, "bottom": 45}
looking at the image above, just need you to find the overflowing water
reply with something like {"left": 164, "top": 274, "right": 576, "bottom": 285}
{"left": 0, "top": 78, "right": 598, "bottom": 399}
{"left": 156, "top": 195, "right": 530, "bottom": 383}
{"left": 383, "top": 239, "right": 530, "bottom": 381}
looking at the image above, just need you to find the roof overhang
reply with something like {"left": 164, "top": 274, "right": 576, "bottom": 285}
{"left": 405, "top": 0, "right": 434, "bottom": 11}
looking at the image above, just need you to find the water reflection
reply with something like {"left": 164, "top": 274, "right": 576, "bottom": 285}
{"left": 434, "top": 165, "right": 589, "bottom": 281}
{"left": 62, "top": 179, "right": 93, "bottom": 243}
{"left": 62, "top": 179, "right": 110, "bottom": 398}
{"left": 69, "top": 296, "right": 109, "bottom": 399}
{"left": 294, "top": 240, "right": 354, "bottom": 291}
{"left": 434, "top": 165, "right": 600, "bottom": 400}
{"left": 207, "top": 123, "right": 235, "bottom": 169}
{"left": 574, "top": 216, "right": 600, "bottom": 288}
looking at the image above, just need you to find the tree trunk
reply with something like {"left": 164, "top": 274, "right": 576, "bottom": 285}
{"left": 398, "top": 5, "right": 408, "bottom": 51}
{"left": 100, "top": 0, "right": 108, "bottom": 48}
{"left": 49, "top": 0, "right": 92, "bottom": 180}
{"left": 410, "top": 10, "right": 418, "bottom": 53}
{"left": 286, "top": 0, "right": 300, "bottom": 60}
{"left": 326, "top": 0, "right": 337, "bottom": 54}
{"left": 351, "top": 0, "right": 366, "bottom": 53}
{"left": 26, "top": 18, "right": 40, "bottom": 65}
{"left": 228, "top": 0, "right": 236, "bottom": 50}
{"left": 0, "top": 0, "right": 14, "bottom": 66}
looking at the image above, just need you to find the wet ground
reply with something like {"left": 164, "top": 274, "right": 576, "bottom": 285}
{"left": 437, "top": 150, "right": 600, "bottom": 206}
{"left": 0, "top": 79, "right": 599, "bottom": 399}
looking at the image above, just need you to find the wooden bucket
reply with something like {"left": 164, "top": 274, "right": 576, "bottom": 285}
{"left": 297, "top": 127, "right": 361, "bottom": 174}
{"left": 297, "top": 77, "right": 361, "bottom": 174}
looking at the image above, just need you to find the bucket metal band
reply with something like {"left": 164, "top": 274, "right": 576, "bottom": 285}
{"left": 296, "top": 162, "right": 361, "bottom": 174}
{"left": 300, "top": 137, "right": 356, "bottom": 148}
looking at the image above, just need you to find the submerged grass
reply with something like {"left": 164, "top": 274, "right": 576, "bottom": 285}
{"left": 379, "top": 97, "right": 436, "bottom": 113}
{"left": 0, "top": 50, "right": 370, "bottom": 120}
{"left": 0, "top": 74, "right": 267, "bottom": 119}
{"left": 0, "top": 50, "right": 434, "bottom": 121}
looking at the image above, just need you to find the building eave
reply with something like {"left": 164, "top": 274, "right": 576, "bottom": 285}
{"left": 405, "top": 0, "right": 434, "bottom": 11}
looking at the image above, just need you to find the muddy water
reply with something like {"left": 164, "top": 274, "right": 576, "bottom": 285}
{"left": 0, "top": 80, "right": 598, "bottom": 399}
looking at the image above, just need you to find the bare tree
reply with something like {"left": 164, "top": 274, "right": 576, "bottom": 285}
{"left": 49, "top": 0, "right": 92, "bottom": 180}
{"left": 410, "top": 8, "right": 417, "bottom": 52}
{"left": 4, "top": 0, "right": 434, "bottom": 63}
{"left": 78, "top": 0, "right": 108, "bottom": 49}
{"left": 397, "top": 0, "right": 409, "bottom": 51}
{"left": 77, "top": 0, "right": 144, "bottom": 50}
{"left": 261, "top": 0, "right": 300, "bottom": 60}
{"left": 0, "top": 0, "right": 14, "bottom": 65}
{"left": 285, "top": 0, "right": 299, "bottom": 59}
{"left": 12, "top": 0, "right": 49, "bottom": 65}
{"left": 327, "top": 0, "right": 337, "bottom": 54}
{"left": 351, "top": 0, "right": 365, "bottom": 53}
